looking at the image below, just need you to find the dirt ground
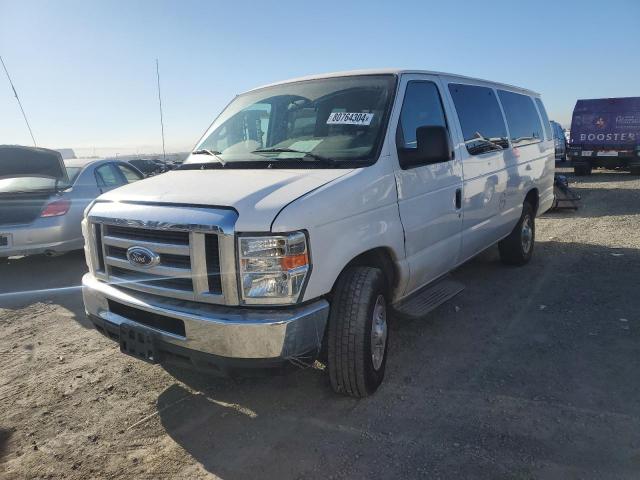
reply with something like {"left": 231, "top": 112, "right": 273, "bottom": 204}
{"left": 1, "top": 167, "right": 639, "bottom": 479}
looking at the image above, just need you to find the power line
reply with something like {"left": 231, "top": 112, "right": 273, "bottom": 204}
{"left": 156, "top": 58, "right": 166, "bottom": 164}
{"left": 0, "top": 55, "right": 37, "bottom": 147}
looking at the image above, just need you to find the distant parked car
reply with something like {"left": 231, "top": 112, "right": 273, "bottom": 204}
{"left": 0, "top": 145, "right": 144, "bottom": 259}
{"left": 550, "top": 120, "right": 567, "bottom": 161}
{"left": 127, "top": 159, "right": 167, "bottom": 177}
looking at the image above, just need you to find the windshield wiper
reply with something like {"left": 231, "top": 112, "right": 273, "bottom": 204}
{"left": 191, "top": 149, "right": 226, "bottom": 166}
{"left": 251, "top": 148, "right": 337, "bottom": 166}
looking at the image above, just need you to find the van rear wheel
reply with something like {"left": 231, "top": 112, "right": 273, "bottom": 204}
{"left": 327, "top": 266, "right": 388, "bottom": 397}
{"left": 499, "top": 202, "right": 535, "bottom": 266}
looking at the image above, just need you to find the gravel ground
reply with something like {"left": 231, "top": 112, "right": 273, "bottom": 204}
{"left": 1, "top": 167, "right": 639, "bottom": 479}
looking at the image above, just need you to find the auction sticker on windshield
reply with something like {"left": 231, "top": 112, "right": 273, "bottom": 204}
{"left": 326, "top": 112, "right": 374, "bottom": 125}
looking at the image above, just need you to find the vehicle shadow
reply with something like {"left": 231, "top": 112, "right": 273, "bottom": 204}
{"left": 157, "top": 366, "right": 345, "bottom": 479}
{"left": 156, "top": 240, "right": 640, "bottom": 479}
{"left": 0, "top": 427, "right": 12, "bottom": 463}
{"left": 0, "top": 251, "right": 90, "bottom": 326}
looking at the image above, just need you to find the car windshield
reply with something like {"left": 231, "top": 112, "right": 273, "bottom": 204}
{"left": 0, "top": 166, "right": 80, "bottom": 194}
{"left": 184, "top": 75, "right": 396, "bottom": 168}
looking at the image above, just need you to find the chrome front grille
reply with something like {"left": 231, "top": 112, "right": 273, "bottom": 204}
{"left": 91, "top": 223, "right": 225, "bottom": 303}
{"left": 105, "top": 225, "right": 190, "bottom": 245}
{"left": 85, "top": 201, "right": 240, "bottom": 306}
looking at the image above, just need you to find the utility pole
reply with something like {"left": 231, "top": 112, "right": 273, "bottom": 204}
{"left": 156, "top": 58, "right": 167, "bottom": 165}
{"left": 1, "top": 55, "right": 37, "bottom": 146}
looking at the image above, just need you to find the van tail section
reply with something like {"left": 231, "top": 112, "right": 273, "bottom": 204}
{"left": 567, "top": 97, "right": 640, "bottom": 174}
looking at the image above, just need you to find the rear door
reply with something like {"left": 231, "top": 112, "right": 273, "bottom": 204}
{"left": 114, "top": 163, "right": 144, "bottom": 184}
{"left": 446, "top": 82, "right": 510, "bottom": 262}
{"left": 391, "top": 74, "right": 464, "bottom": 295}
{"left": 95, "top": 163, "right": 125, "bottom": 194}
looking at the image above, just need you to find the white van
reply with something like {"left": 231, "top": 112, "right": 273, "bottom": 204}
{"left": 81, "top": 70, "right": 554, "bottom": 397}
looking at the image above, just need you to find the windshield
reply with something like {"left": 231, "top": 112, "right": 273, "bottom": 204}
{"left": 0, "top": 166, "right": 80, "bottom": 194}
{"left": 185, "top": 75, "right": 396, "bottom": 168}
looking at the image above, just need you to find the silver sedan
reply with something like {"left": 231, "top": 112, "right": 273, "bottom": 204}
{"left": 0, "top": 154, "right": 144, "bottom": 259}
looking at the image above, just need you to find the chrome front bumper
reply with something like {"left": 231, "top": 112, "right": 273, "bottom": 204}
{"left": 82, "top": 273, "right": 329, "bottom": 361}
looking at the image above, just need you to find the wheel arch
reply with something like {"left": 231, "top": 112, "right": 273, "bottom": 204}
{"left": 524, "top": 188, "right": 540, "bottom": 215}
{"left": 331, "top": 247, "right": 399, "bottom": 298}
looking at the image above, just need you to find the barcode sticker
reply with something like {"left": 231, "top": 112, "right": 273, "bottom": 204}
{"left": 326, "top": 112, "right": 374, "bottom": 126}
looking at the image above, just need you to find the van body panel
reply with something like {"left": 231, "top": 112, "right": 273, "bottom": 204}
{"left": 570, "top": 97, "right": 640, "bottom": 149}
{"left": 439, "top": 78, "right": 510, "bottom": 261}
{"left": 97, "top": 167, "right": 354, "bottom": 232}
{"left": 388, "top": 73, "right": 464, "bottom": 296}
{"left": 568, "top": 97, "right": 640, "bottom": 170}
{"left": 271, "top": 160, "right": 408, "bottom": 302}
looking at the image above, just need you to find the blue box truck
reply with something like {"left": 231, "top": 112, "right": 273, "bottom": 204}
{"left": 568, "top": 97, "right": 640, "bottom": 175}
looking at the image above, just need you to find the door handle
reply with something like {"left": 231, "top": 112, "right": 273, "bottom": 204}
{"left": 455, "top": 188, "right": 462, "bottom": 210}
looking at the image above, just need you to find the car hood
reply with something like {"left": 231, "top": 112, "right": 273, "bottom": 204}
{"left": 0, "top": 145, "right": 68, "bottom": 182}
{"left": 97, "top": 168, "right": 353, "bottom": 231}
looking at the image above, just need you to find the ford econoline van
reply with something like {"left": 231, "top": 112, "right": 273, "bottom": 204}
{"left": 81, "top": 70, "right": 554, "bottom": 397}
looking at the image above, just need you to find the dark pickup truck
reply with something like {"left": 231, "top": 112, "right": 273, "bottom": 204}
{"left": 568, "top": 97, "right": 640, "bottom": 175}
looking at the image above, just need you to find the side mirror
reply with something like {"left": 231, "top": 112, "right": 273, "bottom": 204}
{"left": 415, "top": 125, "right": 452, "bottom": 164}
{"left": 398, "top": 125, "right": 453, "bottom": 169}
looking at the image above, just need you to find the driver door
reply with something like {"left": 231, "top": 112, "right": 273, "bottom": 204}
{"left": 391, "top": 74, "right": 464, "bottom": 296}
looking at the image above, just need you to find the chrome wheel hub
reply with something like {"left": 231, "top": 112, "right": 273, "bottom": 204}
{"left": 521, "top": 215, "right": 533, "bottom": 254}
{"left": 371, "top": 295, "right": 388, "bottom": 371}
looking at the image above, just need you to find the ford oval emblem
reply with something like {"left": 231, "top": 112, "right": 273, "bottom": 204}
{"left": 126, "top": 246, "right": 160, "bottom": 268}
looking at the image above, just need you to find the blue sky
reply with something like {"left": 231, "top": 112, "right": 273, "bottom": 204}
{"left": 1, "top": 0, "right": 639, "bottom": 155}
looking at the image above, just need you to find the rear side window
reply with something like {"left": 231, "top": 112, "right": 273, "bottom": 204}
{"left": 95, "top": 164, "right": 121, "bottom": 188}
{"left": 498, "top": 90, "right": 543, "bottom": 146}
{"left": 116, "top": 164, "right": 144, "bottom": 184}
{"left": 535, "top": 98, "right": 553, "bottom": 140}
{"left": 449, "top": 84, "right": 508, "bottom": 155}
{"left": 397, "top": 81, "right": 448, "bottom": 149}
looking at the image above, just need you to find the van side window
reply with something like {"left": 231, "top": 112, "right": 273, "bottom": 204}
{"left": 397, "top": 81, "right": 448, "bottom": 149}
{"left": 498, "top": 90, "right": 543, "bottom": 146}
{"left": 448, "top": 84, "right": 509, "bottom": 155}
{"left": 535, "top": 98, "right": 553, "bottom": 140}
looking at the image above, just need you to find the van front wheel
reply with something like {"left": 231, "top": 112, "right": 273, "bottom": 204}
{"left": 499, "top": 202, "right": 535, "bottom": 266}
{"left": 327, "top": 266, "right": 388, "bottom": 397}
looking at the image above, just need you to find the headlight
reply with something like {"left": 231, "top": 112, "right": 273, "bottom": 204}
{"left": 238, "top": 231, "right": 310, "bottom": 304}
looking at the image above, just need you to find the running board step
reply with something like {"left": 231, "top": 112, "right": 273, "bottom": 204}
{"left": 392, "top": 277, "right": 464, "bottom": 319}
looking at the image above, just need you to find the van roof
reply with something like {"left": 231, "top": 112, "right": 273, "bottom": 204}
{"left": 245, "top": 69, "right": 540, "bottom": 97}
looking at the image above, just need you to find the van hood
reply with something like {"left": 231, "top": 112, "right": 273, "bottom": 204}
{"left": 97, "top": 168, "right": 353, "bottom": 231}
{"left": 0, "top": 145, "right": 68, "bottom": 182}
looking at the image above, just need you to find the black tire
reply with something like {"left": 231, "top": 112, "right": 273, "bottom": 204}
{"left": 630, "top": 167, "right": 640, "bottom": 176}
{"left": 499, "top": 202, "right": 535, "bottom": 266}
{"left": 574, "top": 165, "right": 592, "bottom": 176}
{"left": 327, "top": 266, "right": 389, "bottom": 398}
